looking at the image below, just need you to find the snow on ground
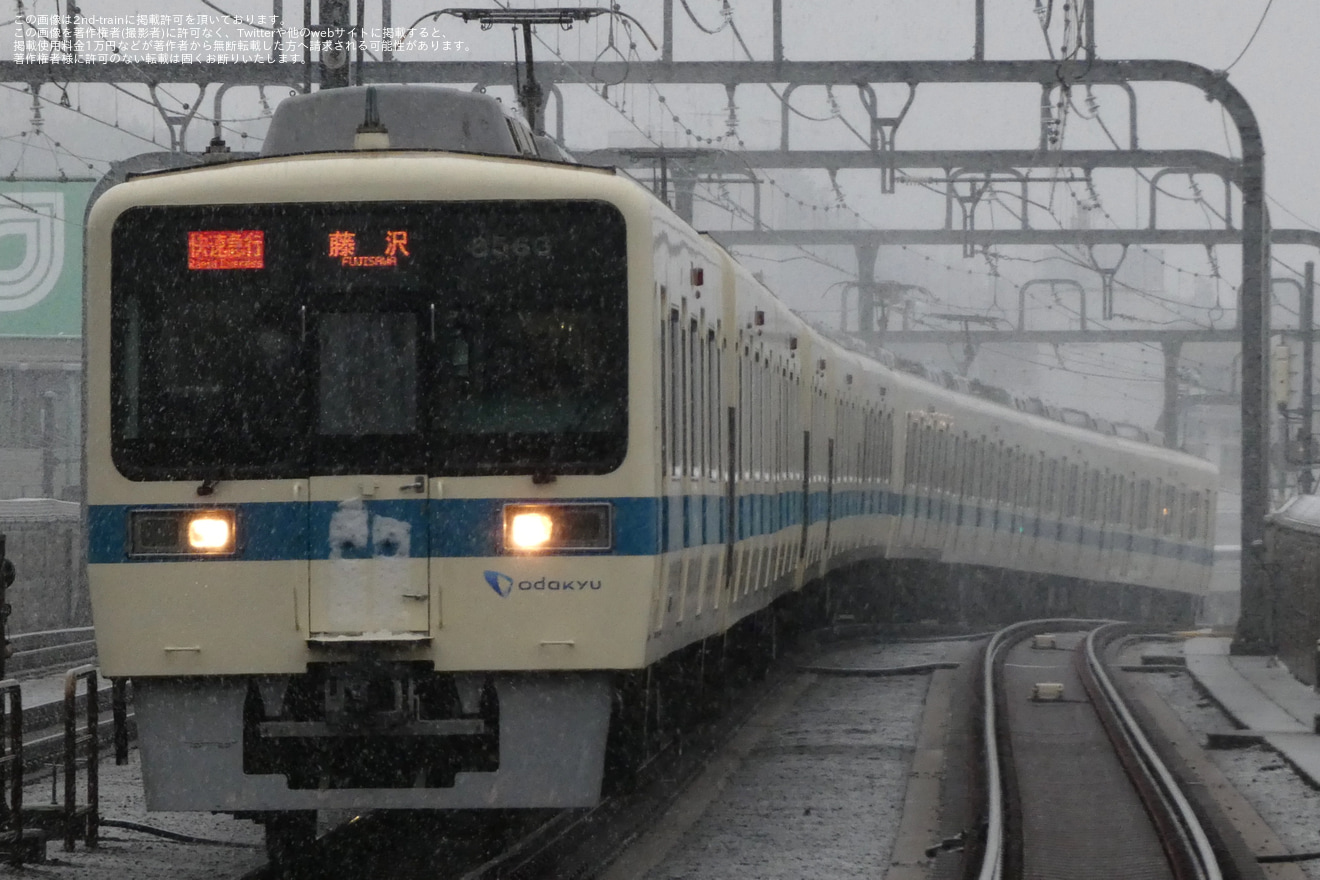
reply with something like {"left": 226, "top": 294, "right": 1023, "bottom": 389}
{"left": 1146, "top": 658, "right": 1320, "bottom": 880}
{"left": 17, "top": 750, "right": 264, "bottom": 880}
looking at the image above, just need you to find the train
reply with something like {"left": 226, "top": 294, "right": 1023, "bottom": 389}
{"left": 83, "top": 84, "right": 1217, "bottom": 857}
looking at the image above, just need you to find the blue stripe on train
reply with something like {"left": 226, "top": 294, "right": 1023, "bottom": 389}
{"left": 86, "top": 491, "right": 1213, "bottom": 566}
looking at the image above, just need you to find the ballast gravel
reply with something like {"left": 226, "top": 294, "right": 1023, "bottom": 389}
{"left": 16, "top": 752, "right": 265, "bottom": 880}
{"left": 639, "top": 638, "right": 963, "bottom": 880}
{"left": 1145, "top": 664, "right": 1320, "bottom": 880}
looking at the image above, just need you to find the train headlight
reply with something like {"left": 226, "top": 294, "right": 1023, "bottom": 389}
{"left": 509, "top": 512, "right": 554, "bottom": 550}
{"left": 188, "top": 514, "right": 234, "bottom": 552}
{"left": 130, "top": 509, "right": 237, "bottom": 557}
{"left": 503, "top": 503, "right": 613, "bottom": 553}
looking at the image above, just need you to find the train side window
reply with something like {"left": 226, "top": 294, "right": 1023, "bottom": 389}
{"left": 1018, "top": 454, "right": 1031, "bottom": 508}
{"left": 1185, "top": 491, "right": 1200, "bottom": 540}
{"left": 966, "top": 437, "right": 978, "bottom": 498}
{"left": 680, "top": 315, "right": 690, "bottom": 477}
{"left": 693, "top": 319, "right": 704, "bottom": 480}
{"left": 948, "top": 431, "right": 958, "bottom": 493}
{"left": 739, "top": 350, "right": 750, "bottom": 480}
{"left": 1045, "top": 460, "right": 1058, "bottom": 515}
{"left": 660, "top": 300, "right": 669, "bottom": 472}
{"left": 881, "top": 412, "right": 893, "bottom": 482}
{"left": 1065, "top": 464, "right": 1080, "bottom": 518}
{"left": 860, "top": 409, "right": 871, "bottom": 481}
{"left": 1150, "top": 480, "right": 1162, "bottom": 532}
{"left": 883, "top": 411, "right": 893, "bottom": 482}
{"left": 707, "top": 332, "right": 718, "bottom": 480}
{"left": 904, "top": 418, "right": 917, "bottom": 486}
{"left": 929, "top": 429, "right": 941, "bottom": 491}
{"left": 946, "top": 431, "right": 956, "bottom": 495}
{"left": 756, "top": 354, "right": 765, "bottom": 481}
{"left": 1136, "top": 480, "right": 1151, "bottom": 530}
{"left": 1162, "top": 484, "right": 1177, "bottom": 536}
{"left": 930, "top": 425, "right": 940, "bottom": 490}
{"left": 667, "top": 309, "right": 680, "bottom": 477}
{"left": 963, "top": 435, "right": 976, "bottom": 498}
{"left": 922, "top": 424, "right": 934, "bottom": 489}
{"left": 942, "top": 430, "right": 952, "bottom": 492}
{"left": 763, "top": 357, "right": 772, "bottom": 482}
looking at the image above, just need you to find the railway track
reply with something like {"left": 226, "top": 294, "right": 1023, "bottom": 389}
{"left": 238, "top": 622, "right": 1250, "bottom": 880}
{"left": 238, "top": 623, "right": 953, "bottom": 880}
{"left": 976, "top": 620, "right": 1222, "bottom": 880}
{"left": 238, "top": 654, "right": 794, "bottom": 880}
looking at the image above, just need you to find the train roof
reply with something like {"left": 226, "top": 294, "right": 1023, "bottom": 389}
{"left": 262, "top": 84, "right": 522, "bottom": 157}
{"left": 1267, "top": 495, "right": 1320, "bottom": 536}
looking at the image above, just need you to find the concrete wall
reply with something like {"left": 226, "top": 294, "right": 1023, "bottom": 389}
{"left": 1265, "top": 522, "right": 1320, "bottom": 686}
{"left": 0, "top": 500, "right": 89, "bottom": 634}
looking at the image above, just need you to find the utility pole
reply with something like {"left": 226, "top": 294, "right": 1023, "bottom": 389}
{"left": 856, "top": 243, "right": 879, "bottom": 333}
{"left": 318, "top": 0, "right": 351, "bottom": 89}
{"left": 1301, "top": 261, "right": 1315, "bottom": 493}
{"left": 1161, "top": 340, "right": 1181, "bottom": 450}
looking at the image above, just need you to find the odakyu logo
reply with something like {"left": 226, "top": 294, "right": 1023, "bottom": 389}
{"left": 483, "top": 570, "right": 515, "bottom": 597}
{"left": 483, "top": 570, "right": 602, "bottom": 597}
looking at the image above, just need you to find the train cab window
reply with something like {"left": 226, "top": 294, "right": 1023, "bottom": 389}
{"left": 110, "top": 200, "right": 628, "bottom": 479}
{"left": 317, "top": 313, "right": 418, "bottom": 435}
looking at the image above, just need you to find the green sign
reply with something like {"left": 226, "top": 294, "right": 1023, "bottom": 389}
{"left": 0, "top": 179, "right": 96, "bottom": 338}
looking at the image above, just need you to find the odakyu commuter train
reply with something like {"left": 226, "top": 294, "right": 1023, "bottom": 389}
{"left": 83, "top": 85, "right": 1216, "bottom": 855}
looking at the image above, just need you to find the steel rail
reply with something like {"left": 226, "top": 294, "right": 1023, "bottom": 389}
{"left": 1082, "top": 625, "right": 1221, "bottom": 880}
{"left": 978, "top": 618, "right": 1116, "bottom": 880}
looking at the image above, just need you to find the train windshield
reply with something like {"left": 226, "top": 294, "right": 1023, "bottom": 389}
{"left": 110, "top": 200, "right": 628, "bottom": 478}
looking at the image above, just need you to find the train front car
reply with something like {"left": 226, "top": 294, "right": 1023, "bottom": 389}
{"left": 85, "top": 136, "right": 665, "bottom": 837}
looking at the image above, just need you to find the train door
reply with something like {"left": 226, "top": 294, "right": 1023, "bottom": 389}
{"left": 306, "top": 303, "right": 432, "bottom": 642}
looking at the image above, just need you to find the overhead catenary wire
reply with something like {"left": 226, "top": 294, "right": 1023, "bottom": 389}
{"left": 1224, "top": 0, "right": 1276, "bottom": 72}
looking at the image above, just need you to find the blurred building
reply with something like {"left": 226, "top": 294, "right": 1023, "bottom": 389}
{"left": 0, "top": 179, "right": 93, "bottom": 501}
